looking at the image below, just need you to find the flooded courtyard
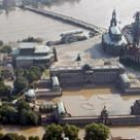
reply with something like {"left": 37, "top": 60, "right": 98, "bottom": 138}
{"left": 61, "top": 86, "right": 140, "bottom": 116}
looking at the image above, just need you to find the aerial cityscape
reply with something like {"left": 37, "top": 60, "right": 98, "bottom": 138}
{"left": 1, "top": 0, "right": 140, "bottom": 140}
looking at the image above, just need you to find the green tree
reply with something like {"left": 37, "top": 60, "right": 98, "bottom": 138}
{"left": 15, "top": 68, "right": 24, "bottom": 77}
{"left": 28, "top": 136, "right": 40, "bottom": 140}
{"left": 14, "top": 76, "right": 29, "bottom": 93}
{"left": 1, "top": 45, "right": 12, "bottom": 54}
{"left": 63, "top": 124, "right": 79, "bottom": 140}
{"left": 0, "top": 80, "right": 11, "bottom": 97}
{"left": 0, "top": 104, "right": 18, "bottom": 124}
{"left": 17, "top": 100, "right": 30, "bottom": 112}
{"left": 2, "top": 133, "right": 26, "bottom": 140}
{"left": 53, "top": 48, "right": 58, "bottom": 62}
{"left": 43, "top": 124, "right": 63, "bottom": 140}
{"left": 84, "top": 123, "right": 109, "bottom": 140}
{"left": 19, "top": 109, "right": 39, "bottom": 125}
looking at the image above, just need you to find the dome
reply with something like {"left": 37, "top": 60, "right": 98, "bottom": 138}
{"left": 82, "top": 64, "right": 91, "bottom": 71}
{"left": 25, "top": 89, "right": 35, "bottom": 98}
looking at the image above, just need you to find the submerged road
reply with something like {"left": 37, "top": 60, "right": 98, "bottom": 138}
{"left": 23, "top": 6, "right": 105, "bottom": 34}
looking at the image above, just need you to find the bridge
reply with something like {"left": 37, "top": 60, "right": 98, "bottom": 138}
{"left": 23, "top": 6, "right": 105, "bottom": 34}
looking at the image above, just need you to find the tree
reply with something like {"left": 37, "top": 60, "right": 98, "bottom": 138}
{"left": 2, "top": 133, "right": 26, "bottom": 140}
{"left": 0, "top": 80, "right": 11, "bottom": 97}
{"left": 17, "top": 100, "right": 30, "bottom": 112}
{"left": 14, "top": 76, "right": 29, "bottom": 93}
{"left": 63, "top": 124, "right": 79, "bottom": 140}
{"left": 19, "top": 109, "right": 39, "bottom": 125}
{"left": 84, "top": 123, "right": 109, "bottom": 140}
{"left": 0, "top": 104, "right": 18, "bottom": 124}
{"left": 1, "top": 45, "right": 12, "bottom": 54}
{"left": 43, "top": 124, "right": 63, "bottom": 140}
{"left": 28, "top": 136, "right": 40, "bottom": 140}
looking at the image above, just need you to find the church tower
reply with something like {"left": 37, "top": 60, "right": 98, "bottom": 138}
{"left": 133, "top": 12, "right": 140, "bottom": 47}
{"left": 110, "top": 9, "right": 117, "bottom": 27}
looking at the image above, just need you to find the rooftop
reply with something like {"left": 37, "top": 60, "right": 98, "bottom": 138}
{"left": 103, "top": 33, "right": 127, "bottom": 46}
{"left": 16, "top": 54, "right": 54, "bottom": 60}
{"left": 34, "top": 45, "right": 51, "bottom": 54}
{"left": 50, "top": 63, "right": 124, "bottom": 71}
{"left": 19, "top": 42, "right": 35, "bottom": 49}
{"left": 110, "top": 26, "right": 121, "bottom": 35}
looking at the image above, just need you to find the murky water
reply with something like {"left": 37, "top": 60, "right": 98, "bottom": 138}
{"left": 61, "top": 86, "right": 140, "bottom": 116}
{"left": 0, "top": 125, "right": 45, "bottom": 139}
{"left": 0, "top": 0, "right": 140, "bottom": 42}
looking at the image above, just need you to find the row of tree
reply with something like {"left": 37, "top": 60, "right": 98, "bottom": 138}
{"left": 0, "top": 100, "right": 40, "bottom": 125}
{"left": 43, "top": 123, "right": 109, "bottom": 140}
{"left": 0, "top": 123, "right": 109, "bottom": 140}
{"left": 0, "top": 133, "right": 40, "bottom": 140}
{"left": 14, "top": 66, "right": 45, "bottom": 94}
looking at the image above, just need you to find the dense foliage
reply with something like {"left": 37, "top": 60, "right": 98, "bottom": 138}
{"left": 0, "top": 45, "right": 12, "bottom": 54}
{"left": 0, "top": 100, "right": 40, "bottom": 125}
{"left": 14, "top": 76, "right": 29, "bottom": 93}
{"left": 0, "top": 133, "right": 40, "bottom": 140}
{"left": 84, "top": 123, "right": 109, "bottom": 140}
{"left": 0, "top": 123, "right": 110, "bottom": 140}
{"left": 0, "top": 79, "right": 12, "bottom": 97}
{"left": 43, "top": 124, "right": 79, "bottom": 140}
{"left": 14, "top": 66, "right": 45, "bottom": 94}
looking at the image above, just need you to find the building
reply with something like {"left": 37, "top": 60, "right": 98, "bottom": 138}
{"left": 102, "top": 10, "right": 127, "bottom": 55}
{"left": 13, "top": 42, "right": 55, "bottom": 68}
{"left": 120, "top": 12, "right": 140, "bottom": 65}
{"left": 50, "top": 63, "right": 125, "bottom": 87}
{"left": 25, "top": 89, "right": 36, "bottom": 102}
{"left": 50, "top": 63, "right": 140, "bottom": 93}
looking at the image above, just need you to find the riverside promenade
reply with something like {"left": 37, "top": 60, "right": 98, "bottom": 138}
{"left": 24, "top": 6, "right": 105, "bottom": 34}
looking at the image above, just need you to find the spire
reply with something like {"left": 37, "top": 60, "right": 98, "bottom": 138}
{"left": 110, "top": 9, "right": 117, "bottom": 27}
{"left": 133, "top": 12, "right": 140, "bottom": 47}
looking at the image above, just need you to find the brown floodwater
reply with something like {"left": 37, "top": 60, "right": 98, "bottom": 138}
{"left": 0, "top": 125, "right": 45, "bottom": 139}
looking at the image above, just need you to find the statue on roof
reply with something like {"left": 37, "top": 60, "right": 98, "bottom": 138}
{"left": 100, "top": 106, "right": 109, "bottom": 125}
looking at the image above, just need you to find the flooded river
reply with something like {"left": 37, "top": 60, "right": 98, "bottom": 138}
{"left": 0, "top": 0, "right": 140, "bottom": 42}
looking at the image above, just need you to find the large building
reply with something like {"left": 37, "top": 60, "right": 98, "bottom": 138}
{"left": 50, "top": 63, "right": 124, "bottom": 87}
{"left": 120, "top": 12, "right": 140, "bottom": 65}
{"left": 13, "top": 43, "right": 55, "bottom": 68}
{"left": 102, "top": 10, "right": 127, "bottom": 55}
{"left": 50, "top": 63, "right": 140, "bottom": 93}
